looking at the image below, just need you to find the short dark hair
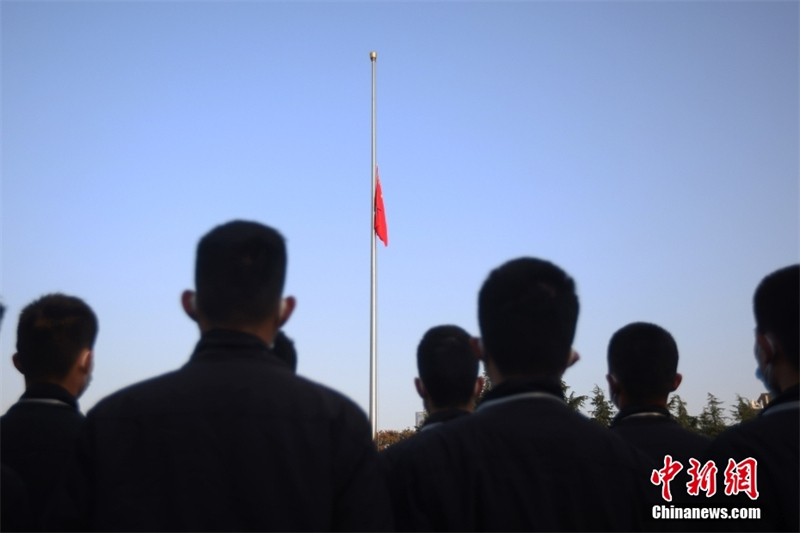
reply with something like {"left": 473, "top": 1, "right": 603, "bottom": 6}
{"left": 417, "top": 325, "right": 479, "bottom": 409}
{"left": 607, "top": 322, "right": 678, "bottom": 404}
{"left": 16, "top": 294, "right": 98, "bottom": 382}
{"left": 196, "top": 221, "right": 287, "bottom": 326}
{"left": 478, "top": 258, "right": 579, "bottom": 376}
{"left": 754, "top": 264, "right": 799, "bottom": 370}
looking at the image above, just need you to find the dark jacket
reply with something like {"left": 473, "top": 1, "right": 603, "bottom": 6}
{"left": 1, "top": 382, "right": 85, "bottom": 530}
{"left": 45, "top": 329, "right": 393, "bottom": 532}
{"left": 2, "top": 464, "right": 34, "bottom": 532}
{"left": 703, "top": 384, "right": 799, "bottom": 531}
{"left": 610, "top": 404, "right": 712, "bottom": 531}
{"left": 386, "top": 377, "right": 655, "bottom": 531}
{"left": 380, "top": 408, "right": 471, "bottom": 474}
{"left": 610, "top": 405, "right": 711, "bottom": 467}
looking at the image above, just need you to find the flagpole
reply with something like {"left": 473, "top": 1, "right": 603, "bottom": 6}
{"left": 369, "top": 50, "right": 378, "bottom": 439}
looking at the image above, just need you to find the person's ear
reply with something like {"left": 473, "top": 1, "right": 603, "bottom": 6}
{"left": 79, "top": 349, "right": 93, "bottom": 375}
{"left": 12, "top": 353, "right": 23, "bottom": 374}
{"left": 414, "top": 377, "right": 426, "bottom": 400}
{"left": 567, "top": 349, "right": 580, "bottom": 368}
{"left": 181, "top": 290, "right": 198, "bottom": 322}
{"left": 606, "top": 373, "right": 620, "bottom": 400}
{"left": 278, "top": 296, "right": 296, "bottom": 328}
{"left": 756, "top": 333, "right": 777, "bottom": 366}
{"left": 671, "top": 373, "right": 682, "bottom": 392}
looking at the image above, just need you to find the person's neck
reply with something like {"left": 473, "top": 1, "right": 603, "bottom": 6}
{"left": 427, "top": 402, "right": 474, "bottom": 415}
{"left": 26, "top": 378, "right": 79, "bottom": 399}
{"left": 201, "top": 321, "right": 277, "bottom": 347}
{"left": 776, "top": 372, "right": 799, "bottom": 396}
{"left": 488, "top": 370, "right": 562, "bottom": 388}
{"left": 619, "top": 398, "right": 669, "bottom": 411}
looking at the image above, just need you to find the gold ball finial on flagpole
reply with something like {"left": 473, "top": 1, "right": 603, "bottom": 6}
{"left": 370, "top": 51, "right": 377, "bottom": 61}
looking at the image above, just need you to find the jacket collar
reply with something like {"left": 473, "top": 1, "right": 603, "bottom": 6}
{"left": 770, "top": 383, "right": 799, "bottom": 405}
{"left": 420, "top": 408, "right": 471, "bottom": 431}
{"left": 189, "top": 329, "right": 281, "bottom": 364}
{"left": 610, "top": 404, "right": 671, "bottom": 427}
{"left": 19, "top": 382, "right": 79, "bottom": 410}
{"left": 761, "top": 383, "right": 800, "bottom": 417}
{"left": 478, "top": 376, "right": 565, "bottom": 411}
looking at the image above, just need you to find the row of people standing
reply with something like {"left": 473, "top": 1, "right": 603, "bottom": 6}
{"left": 381, "top": 261, "right": 798, "bottom": 531}
{"left": 1, "top": 219, "right": 797, "bottom": 531}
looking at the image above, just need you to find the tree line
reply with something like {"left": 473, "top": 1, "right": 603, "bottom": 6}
{"left": 377, "top": 372, "right": 761, "bottom": 450}
{"left": 565, "top": 382, "right": 759, "bottom": 437}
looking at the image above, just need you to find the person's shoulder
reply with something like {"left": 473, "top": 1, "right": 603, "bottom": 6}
{"left": 711, "top": 410, "right": 799, "bottom": 454}
{"left": 1, "top": 398, "right": 84, "bottom": 417}
{"left": 672, "top": 423, "right": 713, "bottom": 451}
{"left": 705, "top": 411, "right": 798, "bottom": 478}
{"left": 443, "top": 399, "right": 642, "bottom": 462}
{"left": 456, "top": 396, "right": 600, "bottom": 437}
{"left": 667, "top": 419, "right": 711, "bottom": 438}
{"left": 0, "top": 400, "right": 86, "bottom": 460}
{"left": 288, "top": 374, "right": 371, "bottom": 427}
{"left": 86, "top": 368, "right": 183, "bottom": 419}
{"left": 379, "top": 431, "right": 420, "bottom": 471}
{"left": 1, "top": 399, "right": 85, "bottom": 431}
{"left": 384, "top": 422, "right": 455, "bottom": 482}
{"left": 614, "top": 416, "right": 711, "bottom": 442}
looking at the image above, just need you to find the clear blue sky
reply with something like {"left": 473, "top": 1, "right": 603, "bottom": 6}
{"left": 1, "top": 1, "right": 797, "bottom": 430}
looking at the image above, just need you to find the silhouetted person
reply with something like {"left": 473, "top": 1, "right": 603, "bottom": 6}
{"left": 388, "top": 258, "right": 652, "bottom": 531}
{"left": 704, "top": 265, "right": 799, "bottom": 531}
{"left": 381, "top": 325, "right": 483, "bottom": 470}
{"left": 1, "top": 300, "right": 34, "bottom": 532}
{"left": 1, "top": 294, "right": 97, "bottom": 531}
{"left": 607, "top": 322, "right": 710, "bottom": 529}
{"left": 607, "top": 322, "right": 710, "bottom": 462}
{"left": 46, "top": 220, "right": 392, "bottom": 531}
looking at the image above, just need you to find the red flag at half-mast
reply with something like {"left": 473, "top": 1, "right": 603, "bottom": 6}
{"left": 374, "top": 167, "right": 388, "bottom": 246}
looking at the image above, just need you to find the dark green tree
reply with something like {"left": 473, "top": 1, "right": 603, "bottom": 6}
{"left": 697, "top": 393, "right": 729, "bottom": 438}
{"left": 667, "top": 394, "right": 699, "bottom": 432}
{"left": 561, "top": 380, "right": 588, "bottom": 411}
{"left": 730, "top": 394, "right": 759, "bottom": 424}
{"left": 589, "top": 385, "right": 616, "bottom": 427}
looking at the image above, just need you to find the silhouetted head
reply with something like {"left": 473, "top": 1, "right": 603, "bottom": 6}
{"left": 415, "top": 325, "right": 480, "bottom": 412}
{"left": 752, "top": 265, "right": 799, "bottom": 395}
{"left": 754, "top": 265, "right": 799, "bottom": 371}
{"left": 607, "top": 322, "right": 680, "bottom": 408}
{"left": 478, "top": 258, "right": 579, "bottom": 379}
{"left": 194, "top": 220, "right": 288, "bottom": 328}
{"left": 14, "top": 294, "right": 97, "bottom": 397}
